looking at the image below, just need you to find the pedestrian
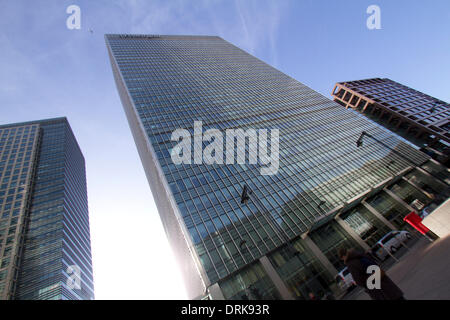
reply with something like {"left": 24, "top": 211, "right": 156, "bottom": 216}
{"left": 338, "top": 247, "right": 405, "bottom": 300}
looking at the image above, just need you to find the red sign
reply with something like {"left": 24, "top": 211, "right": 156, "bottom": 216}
{"left": 403, "top": 212, "right": 429, "bottom": 235}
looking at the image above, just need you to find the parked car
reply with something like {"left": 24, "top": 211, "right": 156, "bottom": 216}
{"left": 374, "top": 230, "right": 412, "bottom": 260}
{"left": 335, "top": 267, "right": 356, "bottom": 291}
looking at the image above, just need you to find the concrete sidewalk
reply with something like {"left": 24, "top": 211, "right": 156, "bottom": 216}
{"left": 348, "top": 235, "right": 450, "bottom": 300}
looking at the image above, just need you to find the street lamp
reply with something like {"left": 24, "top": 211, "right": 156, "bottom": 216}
{"left": 356, "top": 131, "right": 447, "bottom": 185}
{"left": 240, "top": 185, "right": 251, "bottom": 205}
{"left": 356, "top": 131, "right": 366, "bottom": 148}
{"left": 357, "top": 131, "right": 416, "bottom": 166}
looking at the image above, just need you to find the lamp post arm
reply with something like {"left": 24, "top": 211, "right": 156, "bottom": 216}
{"left": 363, "top": 132, "right": 420, "bottom": 167}
{"left": 362, "top": 132, "right": 447, "bottom": 184}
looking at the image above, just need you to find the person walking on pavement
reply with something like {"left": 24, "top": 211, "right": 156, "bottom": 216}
{"left": 338, "top": 247, "right": 406, "bottom": 300}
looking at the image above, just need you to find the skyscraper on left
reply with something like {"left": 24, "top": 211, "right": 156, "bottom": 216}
{"left": 0, "top": 118, "right": 94, "bottom": 300}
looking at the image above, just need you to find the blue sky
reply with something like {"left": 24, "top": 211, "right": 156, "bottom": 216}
{"left": 0, "top": 0, "right": 449, "bottom": 299}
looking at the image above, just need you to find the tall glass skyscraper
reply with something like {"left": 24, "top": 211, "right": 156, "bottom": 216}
{"left": 105, "top": 35, "right": 449, "bottom": 300}
{"left": 0, "top": 118, "right": 94, "bottom": 300}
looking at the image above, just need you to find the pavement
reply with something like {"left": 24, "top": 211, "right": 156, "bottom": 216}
{"left": 343, "top": 235, "right": 450, "bottom": 300}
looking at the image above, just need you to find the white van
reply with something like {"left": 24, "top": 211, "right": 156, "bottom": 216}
{"left": 375, "top": 230, "right": 411, "bottom": 260}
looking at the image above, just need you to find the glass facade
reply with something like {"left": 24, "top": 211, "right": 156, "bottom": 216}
{"left": 0, "top": 118, "right": 94, "bottom": 300}
{"left": 340, "top": 205, "right": 391, "bottom": 247}
{"left": 106, "top": 34, "right": 440, "bottom": 299}
{"left": 219, "top": 261, "right": 281, "bottom": 300}
{"left": 366, "top": 191, "right": 411, "bottom": 229}
{"left": 267, "top": 239, "right": 333, "bottom": 299}
{"left": 388, "top": 180, "right": 431, "bottom": 208}
{"left": 404, "top": 169, "right": 449, "bottom": 204}
{"left": 0, "top": 124, "right": 40, "bottom": 299}
{"left": 308, "top": 221, "right": 362, "bottom": 271}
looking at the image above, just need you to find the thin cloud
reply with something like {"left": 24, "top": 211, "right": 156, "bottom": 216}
{"left": 230, "top": 0, "right": 288, "bottom": 67}
{"left": 115, "top": 0, "right": 289, "bottom": 67}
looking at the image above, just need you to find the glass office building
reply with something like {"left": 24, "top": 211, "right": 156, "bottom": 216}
{"left": 106, "top": 35, "right": 449, "bottom": 300}
{"left": 0, "top": 118, "right": 94, "bottom": 300}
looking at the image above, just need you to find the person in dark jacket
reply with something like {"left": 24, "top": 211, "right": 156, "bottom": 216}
{"left": 339, "top": 247, "right": 405, "bottom": 300}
